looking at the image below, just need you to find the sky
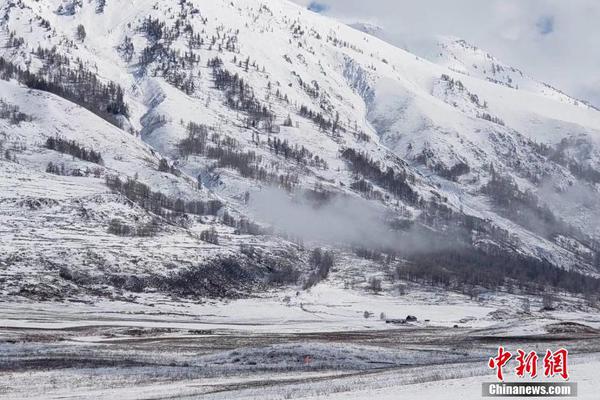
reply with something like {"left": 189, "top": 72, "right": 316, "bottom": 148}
{"left": 292, "top": 0, "right": 600, "bottom": 108}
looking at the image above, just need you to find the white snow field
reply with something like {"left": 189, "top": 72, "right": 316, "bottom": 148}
{"left": 1, "top": 284, "right": 600, "bottom": 399}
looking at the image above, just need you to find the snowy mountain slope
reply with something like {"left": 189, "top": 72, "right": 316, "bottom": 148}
{"left": 0, "top": 78, "right": 303, "bottom": 299}
{"left": 348, "top": 24, "right": 595, "bottom": 111}
{"left": 432, "top": 37, "right": 594, "bottom": 109}
{"left": 1, "top": 0, "right": 600, "bottom": 301}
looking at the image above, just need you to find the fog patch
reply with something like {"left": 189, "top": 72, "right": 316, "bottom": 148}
{"left": 248, "top": 187, "right": 455, "bottom": 254}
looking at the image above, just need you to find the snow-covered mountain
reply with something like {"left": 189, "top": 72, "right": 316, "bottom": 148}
{"left": 2, "top": 0, "right": 600, "bottom": 301}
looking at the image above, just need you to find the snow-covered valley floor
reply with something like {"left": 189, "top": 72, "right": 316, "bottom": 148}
{"left": 1, "top": 285, "right": 599, "bottom": 399}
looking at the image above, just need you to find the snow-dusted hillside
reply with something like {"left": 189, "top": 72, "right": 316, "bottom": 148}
{"left": 1, "top": 0, "right": 600, "bottom": 302}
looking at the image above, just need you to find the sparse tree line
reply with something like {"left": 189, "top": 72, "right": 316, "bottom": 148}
{"left": 0, "top": 56, "right": 129, "bottom": 127}
{"left": 295, "top": 74, "right": 320, "bottom": 99}
{"left": 138, "top": 13, "right": 218, "bottom": 49}
{"left": 46, "top": 162, "right": 102, "bottom": 178}
{"left": 341, "top": 148, "right": 419, "bottom": 205}
{"left": 349, "top": 178, "right": 385, "bottom": 201}
{"left": 477, "top": 112, "right": 505, "bottom": 126}
{"left": 267, "top": 136, "right": 328, "bottom": 169}
{"left": 209, "top": 146, "right": 298, "bottom": 191}
{"left": 327, "top": 35, "right": 363, "bottom": 54}
{"left": 209, "top": 57, "right": 275, "bottom": 130}
{"left": 108, "top": 217, "right": 161, "bottom": 237}
{"left": 439, "top": 74, "right": 505, "bottom": 125}
{"left": 139, "top": 42, "right": 198, "bottom": 94}
{"left": 137, "top": 13, "right": 244, "bottom": 94}
{"left": 45, "top": 137, "right": 103, "bottom": 165}
{"left": 177, "top": 122, "right": 299, "bottom": 191}
{"left": 34, "top": 46, "right": 71, "bottom": 69}
{"left": 105, "top": 175, "right": 223, "bottom": 220}
{"left": 298, "top": 105, "right": 335, "bottom": 133}
{"left": 222, "top": 211, "right": 270, "bottom": 236}
{"left": 177, "top": 122, "right": 210, "bottom": 158}
{"left": 440, "top": 74, "right": 487, "bottom": 108}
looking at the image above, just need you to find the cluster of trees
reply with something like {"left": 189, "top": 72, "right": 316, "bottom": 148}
{"left": 6, "top": 32, "right": 25, "bottom": 48}
{"left": 56, "top": 0, "right": 81, "bottom": 16}
{"left": 177, "top": 125, "right": 299, "bottom": 191}
{"left": 207, "top": 146, "right": 261, "bottom": 177}
{"left": 440, "top": 74, "right": 504, "bottom": 123}
{"left": 354, "top": 247, "right": 386, "bottom": 262}
{"left": 158, "top": 158, "right": 181, "bottom": 176}
{"left": 139, "top": 42, "right": 198, "bottom": 94}
{"left": 298, "top": 105, "right": 334, "bottom": 132}
{"left": 222, "top": 211, "right": 269, "bottom": 236}
{"left": 45, "top": 137, "right": 103, "bottom": 164}
{"left": 45, "top": 162, "right": 67, "bottom": 176}
{"left": 95, "top": 0, "right": 106, "bottom": 13}
{"left": 353, "top": 130, "right": 370, "bottom": 143}
{"left": 431, "top": 161, "right": 471, "bottom": 181}
{"left": 158, "top": 256, "right": 256, "bottom": 298}
{"left": 296, "top": 76, "right": 320, "bottom": 99}
{"left": 200, "top": 227, "right": 219, "bottom": 244}
{"left": 0, "top": 99, "right": 32, "bottom": 125}
{"left": 267, "top": 137, "right": 328, "bottom": 169}
{"left": 349, "top": 178, "right": 384, "bottom": 201}
{"left": 440, "top": 74, "right": 467, "bottom": 93}
{"left": 34, "top": 46, "right": 71, "bottom": 68}
{"left": 1, "top": 145, "right": 16, "bottom": 163}
{"left": 139, "top": 16, "right": 168, "bottom": 42}
{"left": 0, "top": 56, "right": 129, "bottom": 127}
{"left": 108, "top": 218, "right": 160, "bottom": 237}
{"left": 368, "top": 277, "right": 383, "bottom": 293}
{"left": 341, "top": 148, "right": 419, "bottom": 205}
{"left": 178, "top": 122, "right": 211, "bottom": 158}
{"left": 105, "top": 175, "right": 222, "bottom": 219}
{"left": 303, "top": 248, "right": 335, "bottom": 289}
{"left": 483, "top": 167, "right": 561, "bottom": 236}
{"left": 209, "top": 57, "right": 275, "bottom": 130}
{"left": 477, "top": 112, "right": 505, "bottom": 126}
{"left": 400, "top": 245, "right": 600, "bottom": 296}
